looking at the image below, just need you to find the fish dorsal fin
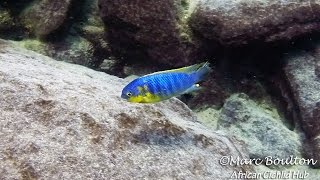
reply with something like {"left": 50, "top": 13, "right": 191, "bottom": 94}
{"left": 146, "top": 62, "right": 208, "bottom": 76}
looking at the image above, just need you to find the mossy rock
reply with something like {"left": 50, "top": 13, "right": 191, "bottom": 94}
{"left": 20, "top": 0, "right": 73, "bottom": 38}
{"left": 16, "top": 37, "right": 97, "bottom": 68}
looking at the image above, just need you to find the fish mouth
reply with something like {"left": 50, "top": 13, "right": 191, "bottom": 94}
{"left": 120, "top": 93, "right": 127, "bottom": 99}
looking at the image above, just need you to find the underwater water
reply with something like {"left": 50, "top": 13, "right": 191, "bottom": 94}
{"left": 1, "top": 0, "right": 320, "bottom": 179}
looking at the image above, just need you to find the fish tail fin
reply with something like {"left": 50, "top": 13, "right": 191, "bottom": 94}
{"left": 193, "top": 61, "right": 212, "bottom": 82}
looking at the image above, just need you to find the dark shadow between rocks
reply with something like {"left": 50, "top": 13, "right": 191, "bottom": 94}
{"left": 43, "top": 0, "right": 88, "bottom": 42}
{"left": 0, "top": 0, "right": 34, "bottom": 16}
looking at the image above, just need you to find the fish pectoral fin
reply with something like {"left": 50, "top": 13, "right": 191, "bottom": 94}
{"left": 181, "top": 84, "right": 202, "bottom": 94}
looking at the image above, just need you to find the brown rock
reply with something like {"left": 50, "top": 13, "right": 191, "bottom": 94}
{"left": 98, "top": 0, "right": 204, "bottom": 66}
{"left": 0, "top": 39, "right": 253, "bottom": 179}
{"left": 190, "top": 0, "right": 320, "bottom": 46}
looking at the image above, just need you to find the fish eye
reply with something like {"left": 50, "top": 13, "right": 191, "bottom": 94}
{"left": 126, "top": 92, "right": 132, "bottom": 97}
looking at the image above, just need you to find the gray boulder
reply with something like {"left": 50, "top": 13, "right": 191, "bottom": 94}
{"left": 190, "top": 0, "right": 320, "bottom": 46}
{"left": 0, "top": 40, "right": 253, "bottom": 179}
{"left": 20, "top": 0, "right": 73, "bottom": 38}
{"left": 284, "top": 44, "right": 320, "bottom": 167}
{"left": 217, "top": 93, "right": 301, "bottom": 161}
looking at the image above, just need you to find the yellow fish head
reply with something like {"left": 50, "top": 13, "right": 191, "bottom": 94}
{"left": 121, "top": 84, "right": 162, "bottom": 103}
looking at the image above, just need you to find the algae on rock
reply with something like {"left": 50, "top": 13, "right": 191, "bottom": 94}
{"left": 16, "top": 39, "right": 49, "bottom": 55}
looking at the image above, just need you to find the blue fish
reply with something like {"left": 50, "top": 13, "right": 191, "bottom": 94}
{"left": 121, "top": 62, "right": 212, "bottom": 103}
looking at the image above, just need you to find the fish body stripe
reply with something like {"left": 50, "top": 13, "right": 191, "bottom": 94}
{"left": 169, "top": 74, "right": 178, "bottom": 96}
{"left": 160, "top": 75, "right": 170, "bottom": 96}
{"left": 173, "top": 73, "right": 190, "bottom": 92}
{"left": 158, "top": 76, "right": 170, "bottom": 97}
{"left": 174, "top": 74, "right": 182, "bottom": 92}
{"left": 157, "top": 77, "right": 166, "bottom": 96}
{"left": 166, "top": 75, "right": 174, "bottom": 96}
{"left": 150, "top": 76, "right": 163, "bottom": 96}
{"left": 144, "top": 72, "right": 194, "bottom": 98}
{"left": 148, "top": 77, "right": 159, "bottom": 95}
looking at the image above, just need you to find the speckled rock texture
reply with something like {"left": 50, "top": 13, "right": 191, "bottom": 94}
{"left": 190, "top": 0, "right": 320, "bottom": 46}
{"left": 98, "top": 0, "right": 320, "bottom": 66}
{"left": 98, "top": 0, "right": 203, "bottom": 66}
{"left": 0, "top": 40, "right": 253, "bottom": 179}
{"left": 284, "top": 44, "right": 320, "bottom": 167}
{"left": 217, "top": 93, "right": 301, "bottom": 162}
{"left": 20, "top": 0, "right": 73, "bottom": 38}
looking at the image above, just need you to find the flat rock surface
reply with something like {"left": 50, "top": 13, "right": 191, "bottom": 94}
{"left": 0, "top": 40, "right": 253, "bottom": 179}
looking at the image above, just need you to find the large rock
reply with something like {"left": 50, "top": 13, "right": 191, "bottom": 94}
{"left": 98, "top": 0, "right": 203, "bottom": 66}
{"left": 190, "top": 0, "right": 320, "bottom": 46}
{"left": 217, "top": 93, "right": 301, "bottom": 161}
{"left": 20, "top": 0, "right": 73, "bottom": 38}
{"left": 284, "top": 44, "right": 320, "bottom": 167}
{"left": 0, "top": 40, "right": 253, "bottom": 179}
